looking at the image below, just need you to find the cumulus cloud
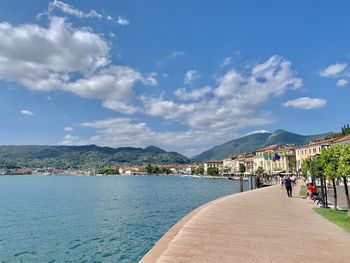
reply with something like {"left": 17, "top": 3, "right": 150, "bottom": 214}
{"left": 144, "top": 55, "right": 302, "bottom": 131}
{"left": 320, "top": 63, "right": 347, "bottom": 77}
{"left": 0, "top": 16, "right": 109, "bottom": 87}
{"left": 282, "top": 97, "right": 327, "bottom": 109}
{"left": 336, "top": 79, "right": 348, "bottom": 87}
{"left": 58, "top": 56, "right": 304, "bottom": 155}
{"left": 20, "top": 110, "right": 34, "bottom": 116}
{"left": 184, "top": 69, "right": 200, "bottom": 85}
{"left": 174, "top": 86, "right": 212, "bottom": 101}
{"left": 61, "top": 134, "right": 81, "bottom": 145}
{"left": 63, "top": 127, "right": 73, "bottom": 132}
{"left": 0, "top": 17, "right": 154, "bottom": 114}
{"left": 116, "top": 16, "right": 129, "bottom": 25}
{"left": 59, "top": 117, "right": 242, "bottom": 156}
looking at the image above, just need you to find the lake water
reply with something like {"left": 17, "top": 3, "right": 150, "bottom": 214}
{"left": 0, "top": 175, "right": 248, "bottom": 262}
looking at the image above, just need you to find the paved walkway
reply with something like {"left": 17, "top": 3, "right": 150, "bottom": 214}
{"left": 140, "top": 185, "right": 350, "bottom": 263}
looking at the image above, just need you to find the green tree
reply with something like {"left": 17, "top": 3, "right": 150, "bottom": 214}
{"left": 321, "top": 145, "right": 342, "bottom": 210}
{"left": 207, "top": 167, "right": 219, "bottom": 176}
{"left": 146, "top": 164, "right": 153, "bottom": 174}
{"left": 255, "top": 166, "right": 264, "bottom": 175}
{"left": 239, "top": 163, "right": 246, "bottom": 174}
{"left": 301, "top": 157, "right": 312, "bottom": 178}
{"left": 338, "top": 144, "right": 350, "bottom": 217}
{"left": 196, "top": 166, "right": 204, "bottom": 175}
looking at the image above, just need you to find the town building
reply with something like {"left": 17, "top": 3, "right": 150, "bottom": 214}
{"left": 253, "top": 145, "right": 280, "bottom": 175}
{"left": 204, "top": 160, "right": 223, "bottom": 175}
{"left": 295, "top": 138, "right": 333, "bottom": 172}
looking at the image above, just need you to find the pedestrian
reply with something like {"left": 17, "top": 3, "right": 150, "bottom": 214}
{"left": 280, "top": 175, "right": 284, "bottom": 189}
{"left": 284, "top": 176, "right": 292, "bottom": 197}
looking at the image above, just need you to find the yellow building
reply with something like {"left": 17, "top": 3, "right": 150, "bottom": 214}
{"left": 295, "top": 138, "right": 333, "bottom": 172}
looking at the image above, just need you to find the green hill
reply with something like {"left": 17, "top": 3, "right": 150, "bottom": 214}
{"left": 193, "top": 129, "right": 331, "bottom": 161}
{"left": 0, "top": 145, "right": 191, "bottom": 169}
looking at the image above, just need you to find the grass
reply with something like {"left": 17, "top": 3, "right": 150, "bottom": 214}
{"left": 299, "top": 185, "right": 306, "bottom": 197}
{"left": 314, "top": 208, "right": 350, "bottom": 233}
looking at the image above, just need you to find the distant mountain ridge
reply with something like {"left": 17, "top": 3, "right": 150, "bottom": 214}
{"left": 193, "top": 129, "right": 331, "bottom": 161}
{"left": 0, "top": 145, "right": 191, "bottom": 169}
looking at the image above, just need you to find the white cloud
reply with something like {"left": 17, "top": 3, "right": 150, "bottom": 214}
{"left": 282, "top": 97, "right": 327, "bottom": 109}
{"left": 320, "top": 63, "right": 347, "bottom": 77}
{"left": 38, "top": 0, "right": 103, "bottom": 19}
{"left": 144, "top": 55, "right": 302, "bottom": 132}
{"left": 20, "top": 110, "right": 34, "bottom": 116}
{"left": 0, "top": 16, "right": 109, "bottom": 88}
{"left": 116, "top": 16, "right": 129, "bottom": 25}
{"left": 174, "top": 86, "right": 212, "bottom": 101}
{"left": 61, "top": 134, "right": 81, "bottom": 145}
{"left": 220, "top": 57, "right": 233, "bottom": 68}
{"left": 102, "top": 100, "right": 139, "bottom": 114}
{"left": 0, "top": 17, "right": 155, "bottom": 115}
{"left": 63, "top": 127, "right": 73, "bottom": 132}
{"left": 61, "top": 53, "right": 304, "bottom": 155}
{"left": 59, "top": 117, "right": 241, "bottom": 156}
{"left": 336, "top": 79, "right": 348, "bottom": 87}
{"left": 184, "top": 69, "right": 200, "bottom": 84}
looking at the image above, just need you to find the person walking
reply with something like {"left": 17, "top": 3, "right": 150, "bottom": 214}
{"left": 284, "top": 176, "right": 292, "bottom": 197}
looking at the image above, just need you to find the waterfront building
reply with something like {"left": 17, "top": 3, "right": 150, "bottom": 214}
{"left": 243, "top": 153, "right": 255, "bottom": 175}
{"left": 295, "top": 138, "right": 333, "bottom": 172}
{"left": 271, "top": 145, "right": 296, "bottom": 175}
{"left": 203, "top": 160, "right": 223, "bottom": 175}
{"left": 253, "top": 145, "right": 280, "bottom": 175}
{"left": 222, "top": 156, "right": 236, "bottom": 174}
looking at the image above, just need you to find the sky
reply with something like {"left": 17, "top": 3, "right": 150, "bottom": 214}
{"left": 0, "top": 0, "right": 349, "bottom": 157}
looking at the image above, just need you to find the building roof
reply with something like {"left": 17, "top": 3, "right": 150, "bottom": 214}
{"left": 256, "top": 144, "right": 280, "bottom": 152}
{"left": 205, "top": 160, "right": 223, "bottom": 163}
{"left": 332, "top": 134, "right": 350, "bottom": 144}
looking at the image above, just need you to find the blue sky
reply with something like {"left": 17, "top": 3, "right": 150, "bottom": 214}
{"left": 0, "top": 0, "right": 349, "bottom": 156}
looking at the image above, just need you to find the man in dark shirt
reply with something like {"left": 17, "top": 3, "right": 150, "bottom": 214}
{"left": 284, "top": 177, "right": 292, "bottom": 197}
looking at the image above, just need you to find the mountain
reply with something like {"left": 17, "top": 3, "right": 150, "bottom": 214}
{"left": 193, "top": 129, "right": 331, "bottom": 161}
{"left": 0, "top": 145, "right": 191, "bottom": 169}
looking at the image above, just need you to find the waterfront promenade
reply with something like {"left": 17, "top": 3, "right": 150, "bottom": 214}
{"left": 141, "top": 184, "right": 350, "bottom": 263}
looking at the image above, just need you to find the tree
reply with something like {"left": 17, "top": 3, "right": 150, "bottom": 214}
{"left": 146, "top": 164, "right": 153, "bottom": 174}
{"left": 255, "top": 166, "right": 264, "bottom": 175}
{"left": 321, "top": 145, "right": 342, "bottom": 210}
{"left": 207, "top": 167, "right": 219, "bottom": 176}
{"left": 239, "top": 163, "right": 246, "bottom": 174}
{"left": 338, "top": 144, "right": 350, "bottom": 218}
{"left": 301, "top": 157, "right": 312, "bottom": 178}
{"left": 196, "top": 166, "right": 204, "bottom": 175}
{"left": 310, "top": 155, "right": 327, "bottom": 207}
{"left": 100, "top": 166, "right": 119, "bottom": 175}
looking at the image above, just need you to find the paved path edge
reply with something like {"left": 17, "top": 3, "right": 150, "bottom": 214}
{"left": 139, "top": 186, "right": 270, "bottom": 263}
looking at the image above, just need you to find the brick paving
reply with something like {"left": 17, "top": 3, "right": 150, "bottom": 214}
{"left": 141, "top": 184, "right": 350, "bottom": 263}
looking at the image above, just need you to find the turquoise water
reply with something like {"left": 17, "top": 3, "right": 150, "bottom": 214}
{"left": 0, "top": 175, "right": 248, "bottom": 262}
